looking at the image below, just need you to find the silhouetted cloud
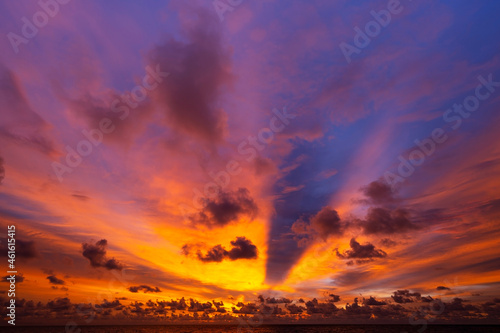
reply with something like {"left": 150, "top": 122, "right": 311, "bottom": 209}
{"left": 437, "top": 286, "right": 451, "bottom": 291}
{"left": 363, "top": 296, "right": 386, "bottom": 306}
{"left": 292, "top": 206, "right": 343, "bottom": 245}
{"left": 82, "top": 239, "right": 123, "bottom": 270}
{"left": 46, "top": 275, "right": 65, "bottom": 285}
{"left": 128, "top": 285, "right": 162, "bottom": 293}
{"left": 305, "top": 298, "right": 338, "bottom": 315}
{"left": 190, "top": 188, "right": 258, "bottom": 228}
{"left": 46, "top": 297, "right": 72, "bottom": 311}
{"left": 336, "top": 238, "right": 387, "bottom": 264}
{"left": 265, "top": 297, "right": 292, "bottom": 304}
{"left": 391, "top": 290, "right": 421, "bottom": 303}
{"left": 185, "top": 237, "right": 258, "bottom": 263}
{"left": 360, "top": 180, "right": 395, "bottom": 204}
{"left": 227, "top": 237, "right": 258, "bottom": 260}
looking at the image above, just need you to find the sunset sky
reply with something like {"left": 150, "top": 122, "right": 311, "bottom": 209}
{"left": 0, "top": 0, "right": 500, "bottom": 326}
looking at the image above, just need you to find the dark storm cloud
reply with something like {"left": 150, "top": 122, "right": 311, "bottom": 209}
{"left": 0, "top": 239, "right": 37, "bottom": 259}
{"left": 46, "top": 275, "right": 65, "bottom": 285}
{"left": 292, "top": 206, "right": 343, "bottom": 246}
{"left": 185, "top": 237, "right": 258, "bottom": 263}
{"left": 82, "top": 239, "right": 123, "bottom": 270}
{"left": 336, "top": 238, "right": 387, "bottom": 264}
{"left": 148, "top": 7, "right": 232, "bottom": 142}
{"left": 128, "top": 285, "right": 162, "bottom": 293}
{"left": 189, "top": 188, "right": 258, "bottom": 228}
{"left": 360, "top": 207, "right": 420, "bottom": 235}
{"left": 8, "top": 294, "right": 500, "bottom": 323}
{"left": 360, "top": 180, "right": 395, "bottom": 204}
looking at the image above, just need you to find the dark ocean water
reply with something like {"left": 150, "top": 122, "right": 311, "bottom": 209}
{"left": 1, "top": 325, "right": 499, "bottom": 333}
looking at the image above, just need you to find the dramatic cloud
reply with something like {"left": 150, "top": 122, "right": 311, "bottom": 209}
{"left": 363, "top": 296, "right": 387, "bottom": 306}
{"left": 128, "top": 285, "right": 162, "bottom": 293}
{"left": 360, "top": 208, "right": 420, "bottom": 235}
{"left": 0, "top": 239, "right": 37, "bottom": 259}
{"left": 46, "top": 275, "right": 65, "bottom": 285}
{"left": 265, "top": 297, "right": 292, "bottom": 304}
{"left": 336, "top": 238, "right": 387, "bottom": 264}
{"left": 149, "top": 7, "right": 232, "bottom": 142}
{"left": 96, "top": 299, "right": 123, "bottom": 309}
{"left": 391, "top": 290, "right": 422, "bottom": 303}
{"left": 226, "top": 237, "right": 259, "bottom": 261}
{"left": 292, "top": 207, "right": 343, "bottom": 245}
{"left": 189, "top": 188, "right": 258, "bottom": 228}
{"left": 82, "top": 239, "right": 123, "bottom": 270}
{"left": 305, "top": 298, "right": 338, "bottom": 315}
{"left": 360, "top": 180, "right": 395, "bottom": 204}
{"left": 46, "top": 297, "right": 72, "bottom": 311}
{"left": 184, "top": 236, "right": 258, "bottom": 263}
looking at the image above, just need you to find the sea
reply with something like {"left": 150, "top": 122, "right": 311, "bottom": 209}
{"left": 0, "top": 325, "right": 499, "bottom": 333}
